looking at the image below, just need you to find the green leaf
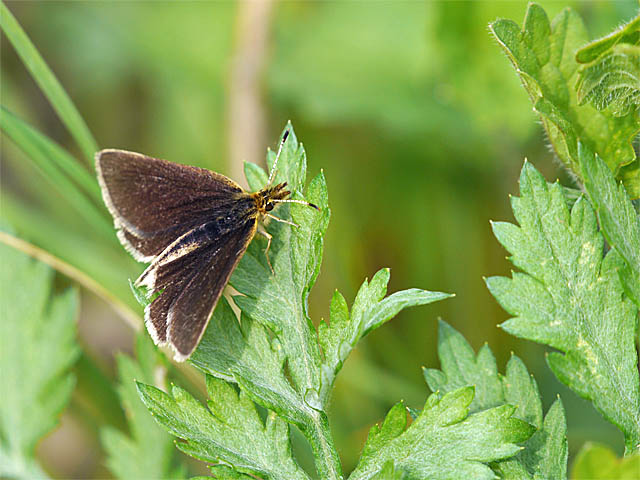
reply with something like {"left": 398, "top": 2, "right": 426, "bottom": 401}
{"left": 424, "top": 320, "right": 567, "bottom": 480}
{"left": 194, "top": 124, "right": 340, "bottom": 478}
{"left": 0, "top": 237, "right": 79, "bottom": 478}
{"left": 348, "top": 387, "right": 535, "bottom": 480}
{"left": 486, "top": 161, "right": 640, "bottom": 453}
{"left": 570, "top": 442, "right": 640, "bottom": 480}
{"left": 423, "top": 320, "right": 504, "bottom": 414}
{"left": 137, "top": 375, "right": 309, "bottom": 480}
{"left": 576, "top": 15, "right": 640, "bottom": 117}
{"left": 0, "top": 1, "right": 98, "bottom": 164}
{"left": 102, "top": 334, "right": 184, "bottom": 479}
{"left": 144, "top": 124, "right": 453, "bottom": 479}
{"left": 0, "top": 107, "right": 114, "bottom": 241}
{"left": 578, "top": 143, "right": 640, "bottom": 308}
{"left": 319, "top": 269, "right": 452, "bottom": 406}
{"left": 490, "top": 3, "right": 640, "bottom": 198}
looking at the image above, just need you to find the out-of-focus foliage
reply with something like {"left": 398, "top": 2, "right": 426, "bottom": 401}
{"left": 1, "top": 1, "right": 635, "bottom": 476}
{"left": 570, "top": 442, "right": 640, "bottom": 479}
{"left": 0, "top": 237, "right": 79, "bottom": 479}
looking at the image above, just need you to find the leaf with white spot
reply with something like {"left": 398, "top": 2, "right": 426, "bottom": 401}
{"left": 486, "top": 161, "right": 640, "bottom": 453}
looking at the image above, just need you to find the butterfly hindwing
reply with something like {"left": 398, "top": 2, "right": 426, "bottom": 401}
{"left": 140, "top": 218, "right": 258, "bottom": 359}
{"left": 96, "top": 149, "right": 244, "bottom": 260}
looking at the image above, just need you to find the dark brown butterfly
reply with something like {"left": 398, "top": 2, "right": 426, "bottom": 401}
{"left": 96, "top": 132, "right": 318, "bottom": 361}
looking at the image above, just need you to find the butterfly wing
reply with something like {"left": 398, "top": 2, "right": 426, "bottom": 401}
{"left": 139, "top": 218, "right": 258, "bottom": 360}
{"left": 96, "top": 149, "right": 244, "bottom": 261}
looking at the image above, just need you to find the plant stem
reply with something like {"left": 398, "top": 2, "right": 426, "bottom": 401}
{"left": 305, "top": 410, "right": 343, "bottom": 480}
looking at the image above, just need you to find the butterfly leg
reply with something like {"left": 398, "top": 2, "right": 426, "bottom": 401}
{"left": 264, "top": 212, "right": 299, "bottom": 228}
{"left": 257, "top": 227, "right": 274, "bottom": 275}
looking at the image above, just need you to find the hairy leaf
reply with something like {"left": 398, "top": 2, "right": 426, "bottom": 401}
{"left": 576, "top": 15, "right": 640, "bottom": 117}
{"left": 348, "top": 387, "right": 535, "bottom": 480}
{"left": 0, "top": 238, "right": 79, "bottom": 478}
{"left": 579, "top": 143, "right": 640, "bottom": 307}
{"left": 486, "top": 161, "right": 640, "bottom": 453}
{"left": 137, "top": 376, "right": 308, "bottom": 480}
{"left": 490, "top": 3, "right": 640, "bottom": 198}
{"left": 424, "top": 320, "right": 567, "bottom": 479}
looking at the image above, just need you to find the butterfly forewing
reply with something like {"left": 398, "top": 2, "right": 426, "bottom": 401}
{"left": 96, "top": 149, "right": 244, "bottom": 260}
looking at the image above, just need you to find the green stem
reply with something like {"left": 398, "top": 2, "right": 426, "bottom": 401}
{"left": 305, "top": 410, "right": 342, "bottom": 480}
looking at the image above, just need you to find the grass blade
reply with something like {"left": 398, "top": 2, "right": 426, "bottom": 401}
{"left": 1, "top": 107, "right": 114, "bottom": 240}
{"left": 0, "top": 1, "right": 98, "bottom": 164}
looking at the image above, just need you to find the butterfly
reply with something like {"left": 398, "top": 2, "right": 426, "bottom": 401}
{"left": 96, "top": 131, "right": 318, "bottom": 361}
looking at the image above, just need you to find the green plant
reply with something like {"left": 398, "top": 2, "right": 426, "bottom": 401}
{"left": 1, "top": 1, "right": 639, "bottom": 479}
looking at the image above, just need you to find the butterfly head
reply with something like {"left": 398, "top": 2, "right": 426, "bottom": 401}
{"left": 256, "top": 182, "right": 291, "bottom": 214}
{"left": 254, "top": 181, "right": 320, "bottom": 215}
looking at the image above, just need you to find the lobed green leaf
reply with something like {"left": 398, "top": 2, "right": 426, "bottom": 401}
{"left": 137, "top": 375, "right": 308, "bottom": 480}
{"left": 319, "top": 269, "right": 452, "bottom": 406}
{"left": 425, "top": 320, "right": 567, "bottom": 480}
{"left": 575, "top": 15, "right": 640, "bottom": 117}
{"left": 570, "top": 442, "right": 640, "bottom": 479}
{"left": 487, "top": 161, "right": 640, "bottom": 453}
{"left": 578, "top": 143, "right": 640, "bottom": 308}
{"left": 349, "top": 386, "right": 534, "bottom": 480}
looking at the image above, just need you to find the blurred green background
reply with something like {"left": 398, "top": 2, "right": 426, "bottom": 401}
{"left": 1, "top": 1, "right": 636, "bottom": 477}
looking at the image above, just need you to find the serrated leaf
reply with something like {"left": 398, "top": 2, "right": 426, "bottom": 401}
{"left": 490, "top": 4, "right": 640, "bottom": 198}
{"left": 349, "top": 387, "right": 534, "bottom": 480}
{"left": 578, "top": 143, "right": 640, "bottom": 307}
{"left": 486, "top": 161, "right": 640, "bottom": 453}
{"left": 570, "top": 442, "right": 640, "bottom": 479}
{"left": 0, "top": 239, "right": 79, "bottom": 478}
{"left": 101, "top": 334, "right": 184, "bottom": 479}
{"left": 423, "top": 319, "right": 503, "bottom": 414}
{"left": 425, "top": 320, "right": 567, "bottom": 480}
{"left": 230, "top": 124, "right": 328, "bottom": 401}
{"left": 319, "top": 269, "right": 452, "bottom": 406}
{"left": 137, "top": 375, "right": 308, "bottom": 480}
{"left": 191, "top": 297, "right": 313, "bottom": 430}
{"left": 576, "top": 15, "right": 640, "bottom": 116}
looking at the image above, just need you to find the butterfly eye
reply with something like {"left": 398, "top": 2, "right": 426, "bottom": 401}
{"left": 265, "top": 202, "right": 274, "bottom": 212}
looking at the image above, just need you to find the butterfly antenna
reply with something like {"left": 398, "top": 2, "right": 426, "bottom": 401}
{"left": 267, "top": 129, "right": 289, "bottom": 186}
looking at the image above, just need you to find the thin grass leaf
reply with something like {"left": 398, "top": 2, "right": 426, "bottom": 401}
{"left": 1, "top": 107, "right": 102, "bottom": 203}
{"left": 0, "top": 1, "right": 98, "bottom": 164}
{"left": 1, "top": 107, "right": 114, "bottom": 240}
